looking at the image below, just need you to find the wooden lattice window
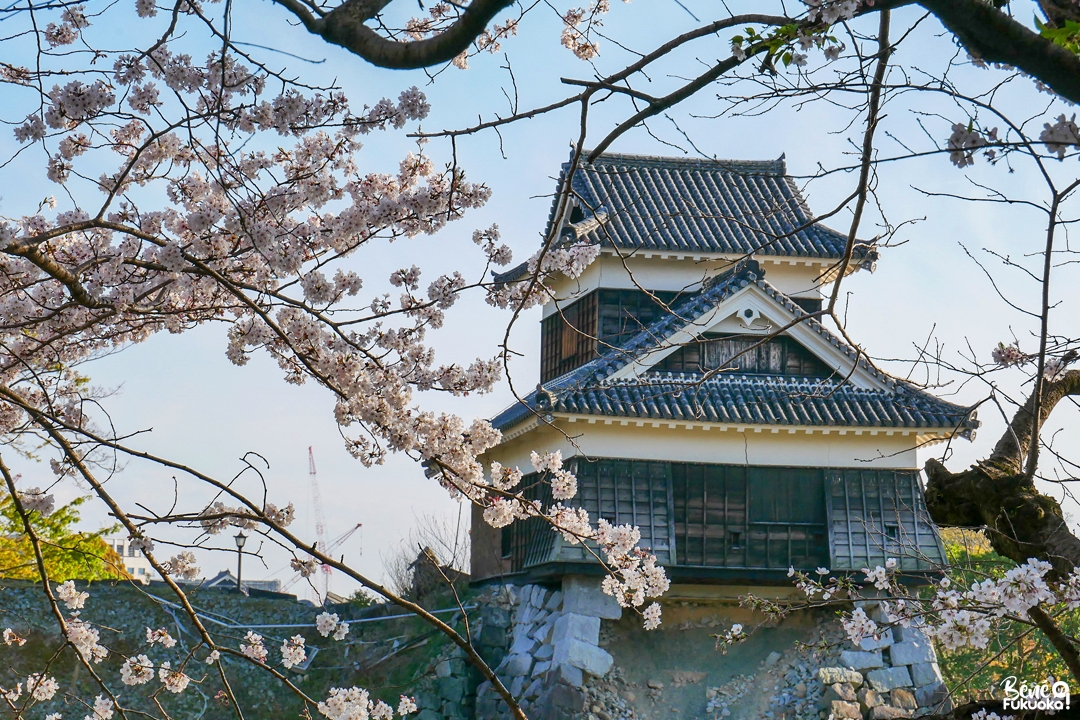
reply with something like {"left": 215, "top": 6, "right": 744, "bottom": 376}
{"left": 672, "top": 464, "right": 828, "bottom": 570}
{"left": 597, "top": 289, "right": 681, "bottom": 348}
{"left": 540, "top": 293, "right": 598, "bottom": 382}
{"left": 655, "top": 335, "right": 831, "bottom": 377}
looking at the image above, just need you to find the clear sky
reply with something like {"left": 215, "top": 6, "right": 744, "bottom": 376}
{"left": 3, "top": 0, "right": 1076, "bottom": 601}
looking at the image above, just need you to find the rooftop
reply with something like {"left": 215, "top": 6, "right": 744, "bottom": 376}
{"left": 544, "top": 152, "right": 878, "bottom": 261}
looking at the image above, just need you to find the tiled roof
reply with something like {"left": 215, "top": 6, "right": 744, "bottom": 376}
{"left": 515, "top": 374, "right": 975, "bottom": 431}
{"left": 490, "top": 261, "right": 977, "bottom": 436}
{"left": 544, "top": 152, "right": 877, "bottom": 260}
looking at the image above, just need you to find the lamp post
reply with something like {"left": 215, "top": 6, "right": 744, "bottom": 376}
{"left": 234, "top": 531, "right": 247, "bottom": 592}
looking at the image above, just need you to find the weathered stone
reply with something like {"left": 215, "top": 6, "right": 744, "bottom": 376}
{"left": 893, "top": 625, "right": 931, "bottom": 643}
{"left": 647, "top": 680, "right": 664, "bottom": 690}
{"left": 890, "top": 639, "right": 936, "bottom": 666}
{"left": 545, "top": 590, "right": 564, "bottom": 611}
{"left": 764, "top": 651, "right": 782, "bottom": 666}
{"left": 530, "top": 585, "right": 548, "bottom": 608}
{"left": 510, "top": 675, "right": 525, "bottom": 698}
{"left": 435, "top": 660, "right": 452, "bottom": 678}
{"left": 535, "top": 643, "right": 554, "bottom": 660}
{"left": 503, "top": 653, "right": 533, "bottom": 678}
{"left": 552, "top": 638, "right": 613, "bottom": 677}
{"left": 869, "top": 707, "right": 912, "bottom": 719}
{"left": 552, "top": 612, "right": 600, "bottom": 646}
{"left": 914, "top": 681, "right": 949, "bottom": 709}
{"left": 548, "top": 682, "right": 585, "bottom": 710}
{"left": 821, "top": 683, "right": 857, "bottom": 704}
{"left": 485, "top": 607, "right": 511, "bottom": 628}
{"left": 442, "top": 703, "right": 467, "bottom": 720}
{"left": 414, "top": 710, "right": 441, "bottom": 720}
{"left": 867, "top": 667, "right": 913, "bottom": 692}
{"left": 547, "top": 663, "right": 584, "bottom": 688}
{"left": 532, "top": 660, "right": 551, "bottom": 677}
{"left": 858, "top": 687, "right": 885, "bottom": 709}
{"left": 794, "top": 683, "right": 806, "bottom": 698}
{"left": 415, "top": 692, "right": 440, "bottom": 710}
{"left": 532, "top": 622, "right": 553, "bottom": 644}
{"left": 509, "top": 633, "right": 537, "bottom": 656}
{"left": 524, "top": 678, "right": 543, "bottom": 699}
{"left": 437, "top": 677, "right": 465, "bottom": 703}
{"left": 840, "top": 649, "right": 884, "bottom": 671}
{"left": 910, "top": 662, "right": 941, "bottom": 687}
{"left": 860, "top": 634, "right": 894, "bottom": 652}
{"left": 826, "top": 700, "right": 862, "bottom": 719}
{"left": 818, "top": 668, "right": 863, "bottom": 686}
{"left": 562, "top": 575, "right": 622, "bottom": 619}
{"left": 890, "top": 688, "right": 917, "bottom": 710}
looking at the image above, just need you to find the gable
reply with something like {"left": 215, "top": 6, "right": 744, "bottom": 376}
{"left": 604, "top": 282, "right": 889, "bottom": 391}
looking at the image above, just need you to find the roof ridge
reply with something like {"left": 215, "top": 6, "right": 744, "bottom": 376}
{"left": 571, "top": 151, "right": 786, "bottom": 175}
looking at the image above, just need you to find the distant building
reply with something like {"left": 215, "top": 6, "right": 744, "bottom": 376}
{"left": 197, "top": 570, "right": 283, "bottom": 593}
{"left": 102, "top": 536, "right": 153, "bottom": 584}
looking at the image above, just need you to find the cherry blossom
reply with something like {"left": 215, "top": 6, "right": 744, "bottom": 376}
{"left": 120, "top": 655, "right": 154, "bottom": 685}
{"left": 56, "top": 581, "right": 88, "bottom": 610}
{"left": 280, "top": 635, "right": 307, "bottom": 668}
{"left": 27, "top": 673, "right": 59, "bottom": 701}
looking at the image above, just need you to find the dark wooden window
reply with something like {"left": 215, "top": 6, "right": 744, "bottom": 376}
{"left": 655, "top": 335, "right": 831, "bottom": 377}
{"left": 540, "top": 289, "right": 685, "bottom": 382}
{"left": 504, "top": 473, "right": 555, "bottom": 573}
{"left": 597, "top": 289, "right": 682, "bottom": 347}
{"left": 574, "top": 459, "right": 673, "bottom": 563}
{"left": 792, "top": 297, "right": 823, "bottom": 314}
{"left": 672, "top": 464, "right": 828, "bottom": 569}
{"left": 540, "top": 293, "right": 598, "bottom": 382}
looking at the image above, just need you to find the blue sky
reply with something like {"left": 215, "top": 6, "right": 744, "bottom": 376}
{"left": 3, "top": 0, "right": 1077, "bottom": 599}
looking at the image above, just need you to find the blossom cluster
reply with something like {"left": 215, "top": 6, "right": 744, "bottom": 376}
{"left": 948, "top": 123, "right": 999, "bottom": 167}
{"left": 316, "top": 612, "right": 351, "bottom": 641}
{"left": 317, "top": 686, "right": 418, "bottom": 720}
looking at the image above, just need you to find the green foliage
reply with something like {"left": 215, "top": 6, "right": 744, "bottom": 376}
{"left": 935, "top": 528, "right": 1079, "bottom": 699}
{"left": 349, "top": 588, "right": 376, "bottom": 607}
{"left": 1037, "top": 17, "right": 1080, "bottom": 53}
{"left": 0, "top": 491, "right": 127, "bottom": 582}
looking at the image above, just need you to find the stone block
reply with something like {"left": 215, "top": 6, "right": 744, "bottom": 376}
{"left": 519, "top": 604, "right": 538, "bottom": 626}
{"left": 548, "top": 662, "right": 584, "bottom": 688}
{"left": 860, "top": 634, "right": 894, "bottom": 652}
{"left": 552, "top": 613, "right": 600, "bottom": 646}
{"left": 562, "top": 576, "right": 622, "bottom": 620}
{"left": 821, "top": 683, "right": 857, "bottom": 704}
{"left": 858, "top": 688, "right": 885, "bottom": 710}
{"left": 532, "top": 660, "right": 551, "bottom": 677}
{"left": 818, "top": 668, "right": 863, "bottom": 686}
{"left": 524, "top": 678, "right": 543, "bottom": 699}
{"left": 826, "top": 700, "right": 862, "bottom": 719}
{"left": 552, "top": 638, "right": 613, "bottom": 677}
{"left": 414, "top": 710, "right": 441, "bottom": 720}
{"left": 503, "top": 653, "right": 533, "bottom": 678}
{"left": 867, "top": 667, "right": 913, "bottom": 693}
{"left": 890, "top": 639, "right": 936, "bottom": 666}
{"left": 484, "top": 647, "right": 505, "bottom": 669}
{"left": 532, "top": 622, "right": 553, "bottom": 644}
{"left": 548, "top": 682, "right": 585, "bottom": 711}
{"left": 914, "top": 682, "right": 949, "bottom": 709}
{"left": 442, "top": 703, "right": 467, "bottom": 720}
{"left": 530, "top": 585, "right": 547, "bottom": 608}
{"left": 535, "top": 643, "right": 554, "bottom": 660}
{"left": 510, "top": 675, "right": 525, "bottom": 698}
{"left": 893, "top": 625, "right": 930, "bottom": 643}
{"left": 509, "top": 633, "right": 538, "bottom": 656}
{"left": 545, "top": 591, "right": 563, "bottom": 611}
{"left": 415, "top": 692, "right": 440, "bottom": 710}
{"left": 869, "top": 707, "right": 912, "bottom": 719}
{"left": 485, "top": 607, "right": 511, "bottom": 628}
{"left": 910, "top": 662, "right": 941, "bottom": 687}
{"left": 435, "top": 660, "right": 452, "bottom": 678}
{"left": 840, "top": 650, "right": 884, "bottom": 671}
{"left": 890, "top": 688, "right": 916, "bottom": 710}
{"left": 437, "top": 677, "right": 465, "bottom": 703}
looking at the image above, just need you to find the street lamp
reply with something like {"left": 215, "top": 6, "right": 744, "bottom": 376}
{"left": 234, "top": 531, "right": 247, "bottom": 592}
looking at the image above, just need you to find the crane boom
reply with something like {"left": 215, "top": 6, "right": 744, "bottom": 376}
{"left": 308, "top": 446, "right": 331, "bottom": 603}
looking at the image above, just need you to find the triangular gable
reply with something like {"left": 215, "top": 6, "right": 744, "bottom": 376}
{"left": 582, "top": 262, "right": 890, "bottom": 391}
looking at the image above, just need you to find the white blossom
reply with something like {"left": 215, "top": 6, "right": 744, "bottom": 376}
{"left": 146, "top": 627, "right": 177, "bottom": 648}
{"left": 56, "top": 581, "right": 88, "bottom": 610}
{"left": 240, "top": 631, "right": 268, "bottom": 662}
{"left": 280, "top": 635, "right": 306, "bottom": 669}
{"left": 157, "top": 662, "right": 190, "bottom": 693}
{"left": 120, "top": 655, "right": 154, "bottom": 685}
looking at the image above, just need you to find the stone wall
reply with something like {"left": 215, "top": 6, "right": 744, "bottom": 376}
{"left": 472, "top": 577, "right": 620, "bottom": 720}
{"left": 816, "top": 601, "right": 951, "bottom": 719}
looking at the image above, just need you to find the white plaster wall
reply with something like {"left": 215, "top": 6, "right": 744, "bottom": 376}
{"left": 484, "top": 418, "right": 921, "bottom": 472}
{"left": 543, "top": 254, "right": 826, "bottom": 318}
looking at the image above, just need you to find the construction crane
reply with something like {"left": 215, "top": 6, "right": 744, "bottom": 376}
{"left": 308, "top": 446, "right": 332, "bottom": 602}
{"left": 279, "top": 523, "right": 362, "bottom": 593}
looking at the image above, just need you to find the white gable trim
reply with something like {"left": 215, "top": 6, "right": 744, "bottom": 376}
{"left": 604, "top": 283, "right": 889, "bottom": 391}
